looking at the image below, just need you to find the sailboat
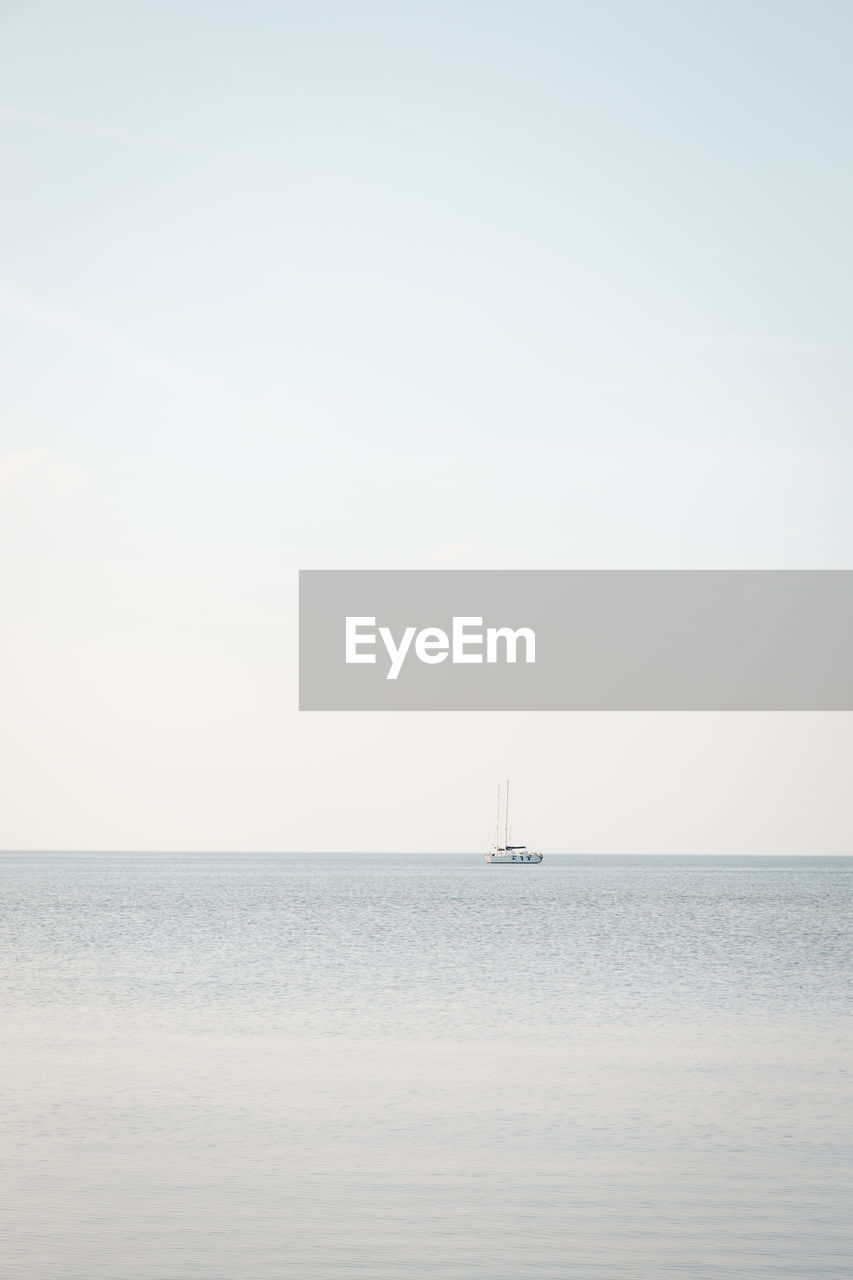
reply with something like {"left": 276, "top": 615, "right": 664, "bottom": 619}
{"left": 484, "top": 781, "right": 543, "bottom": 864}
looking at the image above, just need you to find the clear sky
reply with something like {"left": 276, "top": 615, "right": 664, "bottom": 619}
{"left": 2, "top": 0, "right": 852, "bottom": 852}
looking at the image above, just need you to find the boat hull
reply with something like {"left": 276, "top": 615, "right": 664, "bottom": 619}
{"left": 484, "top": 853, "right": 543, "bottom": 864}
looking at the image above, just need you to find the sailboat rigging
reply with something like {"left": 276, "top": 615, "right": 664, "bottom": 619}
{"left": 484, "top": 781, "right": 543, "bottom": 864}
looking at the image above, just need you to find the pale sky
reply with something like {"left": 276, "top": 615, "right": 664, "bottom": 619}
{"left": 2, "top": 0, "right": 852, "bottom": 853}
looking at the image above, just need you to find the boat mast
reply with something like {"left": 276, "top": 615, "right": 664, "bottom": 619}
{"left": 505, "top": 778, "right": 509, "bottom": 850}
{"left": 495, "top": 783, "right": 500, "bottom": 852}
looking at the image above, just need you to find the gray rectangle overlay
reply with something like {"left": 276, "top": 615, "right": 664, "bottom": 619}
{"left": 299, "top": 571, "right": 853, "bottom": 710}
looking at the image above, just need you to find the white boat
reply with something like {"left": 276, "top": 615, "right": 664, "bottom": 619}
{"left": 484, "top": 780, "right": 543, "bottom": 864}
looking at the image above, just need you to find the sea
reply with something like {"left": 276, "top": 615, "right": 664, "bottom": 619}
{"left": 1, "top": 854, "right": 851, "bottom": 1280}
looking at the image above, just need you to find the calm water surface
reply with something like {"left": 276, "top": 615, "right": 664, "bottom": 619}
{"left": 1, "top": 855, "right": 851, "bottom": 1279}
